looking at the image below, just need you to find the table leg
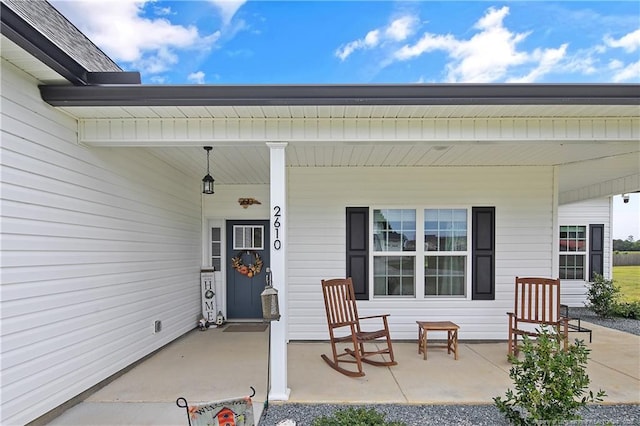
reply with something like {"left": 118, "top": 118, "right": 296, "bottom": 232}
{"left": 423, "top": 328, "right": 428, "bottom": 360}
{"left": 452, "top": 329, "right": 458, "bottom": 360}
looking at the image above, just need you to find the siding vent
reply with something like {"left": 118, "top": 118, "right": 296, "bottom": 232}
{"left": 154, "top": 320, "right": 162, "bottom": 333}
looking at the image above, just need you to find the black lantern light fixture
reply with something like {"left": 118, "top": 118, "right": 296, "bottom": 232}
{"left": 202, "top": 146, "right": 214, "bottom": 194}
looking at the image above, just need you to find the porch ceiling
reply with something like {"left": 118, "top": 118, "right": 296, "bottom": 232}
{"left": 145, "top": 140, "right": 639, "bottom": 203}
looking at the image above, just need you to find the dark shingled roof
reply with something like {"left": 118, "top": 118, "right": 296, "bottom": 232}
{"left": 3, "top": 0, "right": 122, "bottom": 72}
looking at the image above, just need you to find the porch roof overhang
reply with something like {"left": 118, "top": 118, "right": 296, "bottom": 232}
{"left": 38, "top": 83, "right": 640, "bottom": 107}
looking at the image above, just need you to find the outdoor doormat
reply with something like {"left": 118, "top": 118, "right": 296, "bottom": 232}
{"left": 223, "top": 323, "right": 268, "bottom": 332}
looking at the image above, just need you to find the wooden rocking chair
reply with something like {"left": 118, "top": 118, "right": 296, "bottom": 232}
{"left": 320, "top": 278, "right": 396, "bottom": 377}
{"left": 507, "top": 277, "right": 569, "bottom": 356}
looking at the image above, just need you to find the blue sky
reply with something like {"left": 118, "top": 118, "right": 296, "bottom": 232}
{"left": 51, "top": 1, "right": 640, "bottom": 85}
{"left": 50, "top": 1, "right": 640, "bottom": 239}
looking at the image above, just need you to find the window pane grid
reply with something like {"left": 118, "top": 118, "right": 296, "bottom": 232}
{"left": 425, "top": 255, "right": 466, "bottom": 296}
{"left": 425, "top": 209, "right": 467, "bottom": 252}
{"left": 559, "top": 225, "right": 586, "bottom": 252}
{"left": 559, "top": 254, "right": 585, "bottom": 279}
{"left": 374, "top": 256, "right": 415, "bottom": 296}
{"left": 373, "top": 209, "right": 416, "bottom": 252}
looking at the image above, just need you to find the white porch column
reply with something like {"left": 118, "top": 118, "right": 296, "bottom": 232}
{"left": 267, "top": 142, "right": 290, "bottom": 401}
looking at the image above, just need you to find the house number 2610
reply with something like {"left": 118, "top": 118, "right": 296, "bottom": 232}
{"left": 273, "top": 206, "right": 282, "bottom": 250}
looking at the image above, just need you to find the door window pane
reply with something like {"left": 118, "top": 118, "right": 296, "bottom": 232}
{"left": 233, "top": 225, "right": 264, "bottom": 250}
{"left": 210, "top": 227, "right": 221, "bottom": 271}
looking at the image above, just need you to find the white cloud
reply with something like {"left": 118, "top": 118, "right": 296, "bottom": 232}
{"left": 188, "top": 71, "right": 206, "bottom": 84}
{"left": 335, "top": 15, "right": 418, "bottom": 61}
{"left": 385, "top": 16, "right": 417, "bottom": 41}
{"left": 338, "top": 5, "right": 640, "bottom": 83}
{"left": 611, "top": 60, "right": 640, "bottom": 82}
{"left": 508, "top": 44, "right": 568, "bottom": 83}
{"left": 136, "top": 46, "right": 178, "bottom": 74}
{"left": 609, "top": 59, "right": 624, "bottom": 70}
{"left": 604, "top": 29, "right": 640, "bottom": 53}
{"left": 149, "top": 75, "right": 167, "bottom": 84}
{"left": 394, "top": 6, "right": 538, "bottom": 82}
{"left": 51, "top": 0, "right": 221, "bottom": 75}
{"left": 394, "top": 33, "right": 456, "bottom": 61}
{"left": 208, "top": 0, "right": 247, "bottom": 26}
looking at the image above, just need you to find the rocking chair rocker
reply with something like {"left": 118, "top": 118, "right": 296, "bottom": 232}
{"left": 320, "top": 278, "right": 396, "bottom": 377}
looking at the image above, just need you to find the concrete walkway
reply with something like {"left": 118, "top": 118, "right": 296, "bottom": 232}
{"left": 45, "top": 322, "right": 639, "bottom": 425}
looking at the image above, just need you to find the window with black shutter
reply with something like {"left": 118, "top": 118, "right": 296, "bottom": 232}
{"left": 346, "top": 206, "right": 496, "bottom": 300}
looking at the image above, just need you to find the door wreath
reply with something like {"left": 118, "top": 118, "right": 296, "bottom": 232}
{"left": 231, "top": 250, "right": 263, "bottom": 277}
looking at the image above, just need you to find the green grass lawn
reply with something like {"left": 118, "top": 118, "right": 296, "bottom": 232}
{"left": 613, "top": 265, "right": 640, "bottom": 302}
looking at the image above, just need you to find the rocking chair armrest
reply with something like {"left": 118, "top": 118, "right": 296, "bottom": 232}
{"left": 359, "top": 314, "right": 390, "bottom": 321}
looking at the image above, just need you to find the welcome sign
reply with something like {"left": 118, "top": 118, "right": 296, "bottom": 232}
{"left": 200, "top": 269, "right": 216, "bottom": 322}
{"left": 186, "top": 397, "right": 254, "bottom": 426}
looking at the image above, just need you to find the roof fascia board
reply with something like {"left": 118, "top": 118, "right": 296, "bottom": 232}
{"left": 39, "top": 83, "right": 640, "bottom": 107}
{"left": 1, "top": 2, "right": 89, "bottom": 85}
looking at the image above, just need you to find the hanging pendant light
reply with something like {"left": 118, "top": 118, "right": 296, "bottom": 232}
{"left": 202, "top": 146, "right": 215, "bottom": 194}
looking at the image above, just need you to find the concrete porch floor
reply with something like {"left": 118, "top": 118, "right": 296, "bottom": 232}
{"left": 45, "top": 322, "right": 639, "bottom": 425}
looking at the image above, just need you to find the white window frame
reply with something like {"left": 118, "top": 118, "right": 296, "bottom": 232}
{"left": 370, "top": 206, "right": 472, "bottom": 300}
{"left": 371, "top": 208, "right": 417, "bottom": 297}
{"left": 559, "top": 224, "right": 588, "bottom": 280}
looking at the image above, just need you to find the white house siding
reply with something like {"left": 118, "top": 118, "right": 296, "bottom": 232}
{"left": 558, "top": 198, "right": 612, "bottom": 307}
{"left": 1, "top": 61, "right": 203, "bottom": 425}
{"left": 286, "top": 166, "right": 555, "bottom": 342}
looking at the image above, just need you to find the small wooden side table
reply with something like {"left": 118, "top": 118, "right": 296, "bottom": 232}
{"left": 416, "top": 321, "right": 459, "bottom": 360}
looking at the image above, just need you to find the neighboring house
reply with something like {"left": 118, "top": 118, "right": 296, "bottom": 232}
{"left": 1, "top": 1, "right": 638, "bottom": 425}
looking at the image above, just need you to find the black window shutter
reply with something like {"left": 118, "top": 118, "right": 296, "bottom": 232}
{"left": 589, "top": 224, "right": 604, "bottom": 280}
{"left": 346, "top": 207, "right": 369, "bottom": 300}
{"left": 472, "top": 207, "right": 495, "bottom": 300}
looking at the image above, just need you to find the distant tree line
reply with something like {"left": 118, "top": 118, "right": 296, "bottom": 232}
{"left": 613, "top": 236, "right": 640, "bottom": 252}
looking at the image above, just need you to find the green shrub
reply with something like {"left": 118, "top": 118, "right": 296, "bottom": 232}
{"left": 585, "top": 274, "right": 621, "bottom": 318}
{"left": 612, "top": 301, "right": 640, "bottom": 319}
{"left": 312, "top": 407, "right": 406, "bottom": 426}
{"left": 494, "top": 327, "right": 606, "bottom": 425}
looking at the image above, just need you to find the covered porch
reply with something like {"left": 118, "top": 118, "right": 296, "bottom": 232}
{"left": 45, "top": 321, "right": 639, "bottom": 425}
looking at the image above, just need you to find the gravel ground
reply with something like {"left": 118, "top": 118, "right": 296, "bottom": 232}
{"left": 259, "top": 308, "right": 639, "bottom": 426}
{"left": 568, "top": 307, "right": 640, "bottom": 336}
{"left": 260, "top": 403, "right": 640, "bottom": 425}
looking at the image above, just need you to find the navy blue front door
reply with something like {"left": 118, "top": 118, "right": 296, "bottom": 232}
{"left": 226, "top": 220, "right": 270, "bottom": 319}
